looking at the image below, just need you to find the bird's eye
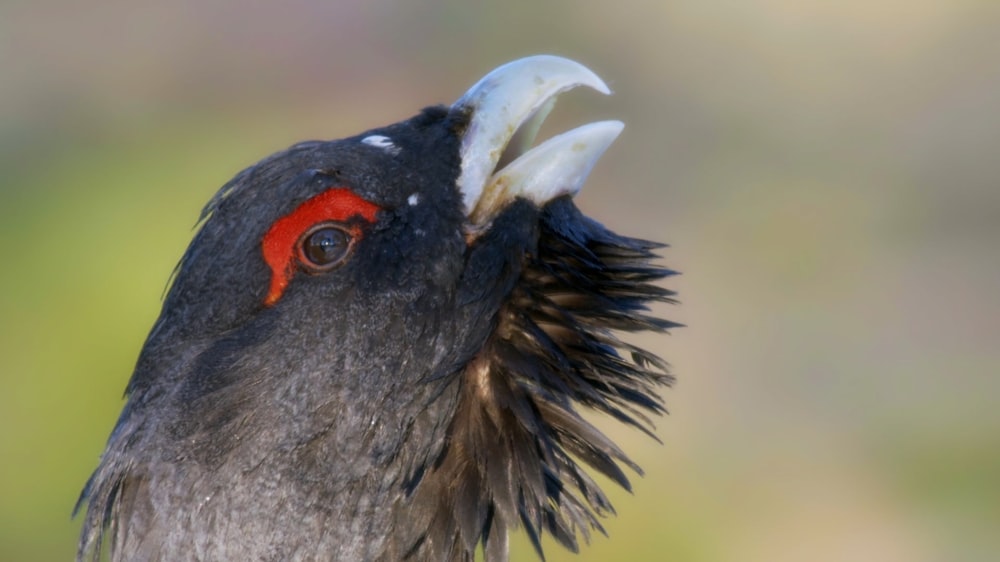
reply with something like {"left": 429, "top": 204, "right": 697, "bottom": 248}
{"left": 297, "top": 223, "right": 354, "bottom": 271}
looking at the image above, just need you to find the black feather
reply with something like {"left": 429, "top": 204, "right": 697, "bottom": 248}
{"left": 401, "top": 196, "right": 678, "bottom": 560}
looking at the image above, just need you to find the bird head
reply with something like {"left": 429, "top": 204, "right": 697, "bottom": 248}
{"left": 77, "top": 56, "right": 678, "bottom": 562}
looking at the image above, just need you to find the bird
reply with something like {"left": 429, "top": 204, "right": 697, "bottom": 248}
{"left": 75, "top": 55, "right": 679, "bottom": 562}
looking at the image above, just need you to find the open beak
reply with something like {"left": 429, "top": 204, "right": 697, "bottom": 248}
{"left": 452, "top": 55, "right": 624, "bottom": 226}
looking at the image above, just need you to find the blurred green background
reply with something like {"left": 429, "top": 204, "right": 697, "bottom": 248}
{"left": 2, "top": 1, "right": 999, "bottom": 561}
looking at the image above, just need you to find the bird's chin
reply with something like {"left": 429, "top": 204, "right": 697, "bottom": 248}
{"left": 451, "top": 55, "right": 624, "bottom": 229}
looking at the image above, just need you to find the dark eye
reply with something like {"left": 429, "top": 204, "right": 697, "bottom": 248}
{"left": 298, "top": 223, "right": 354, "bottom": 271}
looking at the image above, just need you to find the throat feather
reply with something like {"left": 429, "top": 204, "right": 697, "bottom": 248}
{"left": 393, "top": 198, "right": 679, "bottom": 562}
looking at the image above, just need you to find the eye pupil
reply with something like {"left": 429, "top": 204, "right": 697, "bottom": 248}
{"left": 301, "top": 226, "right": 351, "bottom": 268}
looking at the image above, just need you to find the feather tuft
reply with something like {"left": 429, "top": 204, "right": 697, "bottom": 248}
{"left": 402, "top": 197, "right": 678, "bottom": 560}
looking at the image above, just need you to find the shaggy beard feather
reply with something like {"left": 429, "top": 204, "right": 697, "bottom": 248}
{"left": 395, "top": 197, "right": 679, "bottom": 561}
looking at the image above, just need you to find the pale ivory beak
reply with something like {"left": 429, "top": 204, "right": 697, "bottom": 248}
{"left": 452, "top": 55, "right": 624, "bottom": 225}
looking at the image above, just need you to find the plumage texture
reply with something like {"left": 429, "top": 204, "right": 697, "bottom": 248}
{"left": 389, "top": 198, "right": 678, "bottom": 562}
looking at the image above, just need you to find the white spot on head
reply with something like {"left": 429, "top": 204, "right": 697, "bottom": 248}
{"left": 361, "top": 135, "right": 400, "bottom": 155}
{"left": 407, "top": 193, "right": 420, "bottom": 206}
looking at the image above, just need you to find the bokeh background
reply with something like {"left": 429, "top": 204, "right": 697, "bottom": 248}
{"left": 2, "top": 1, "right": 998, "bottom": 561}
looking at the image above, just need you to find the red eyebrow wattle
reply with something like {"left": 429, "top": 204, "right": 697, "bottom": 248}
{"left": 261, "top": 187, "right": 381, "bottom": 306}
